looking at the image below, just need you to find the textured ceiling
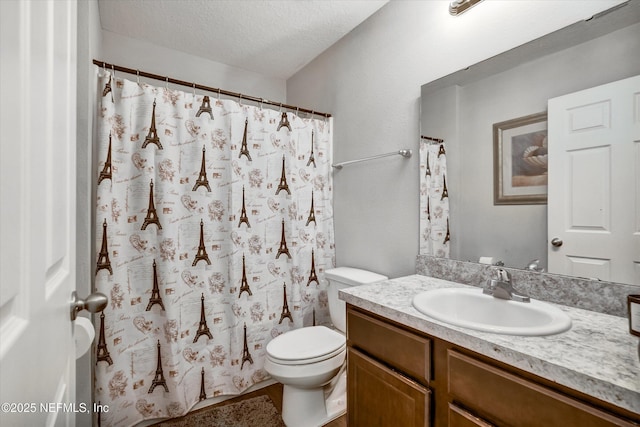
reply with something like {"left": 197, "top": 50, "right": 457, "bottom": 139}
{"left": 98, "top": 0, "right": 389, "bottom": 79}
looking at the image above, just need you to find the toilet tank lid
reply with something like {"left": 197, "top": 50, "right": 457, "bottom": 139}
{"left": 324, "top": 267, "right": 388, "bottom": 286}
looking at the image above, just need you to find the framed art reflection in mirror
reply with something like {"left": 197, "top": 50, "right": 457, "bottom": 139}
{"left": 493, "top": 112, "right": 547, "bottom": 205}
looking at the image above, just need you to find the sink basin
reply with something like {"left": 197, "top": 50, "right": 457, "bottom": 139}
{"left": 412, "top": 288, "right": 572, "bottom": 336}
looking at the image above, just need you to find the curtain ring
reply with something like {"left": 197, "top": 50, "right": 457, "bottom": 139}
{"left": 111, "top": 64, "right": 115, "bottom": 79}
{"left": 192, "top": 83, "right": 196, "bottom": 97}
{"left": 102, "top": 62, "right": 106, "bottom": 71}
{"left": 217, "top": 88, "right": 221, "bottom": 100}
{"left": 165, "top": 77, "right": 169, "bottom": 90}
{"left": 238, "top": 94, "right": 242, "bottom": 106}
{"left": 260, "top": 98, "right": 264, "bottom": 110}
{"left": 136, "top": 69, "right": 140, "bottom": 84}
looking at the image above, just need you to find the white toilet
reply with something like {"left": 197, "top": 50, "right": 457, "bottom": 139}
{"left": 264, "top": 267, "right": 388, "bottom": 427}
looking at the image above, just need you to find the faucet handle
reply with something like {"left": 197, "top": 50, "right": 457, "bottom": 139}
{"left": 493, "top": 267, "right": 510, "bottom": 282}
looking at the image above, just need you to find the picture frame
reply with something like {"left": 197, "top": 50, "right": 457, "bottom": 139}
{"left": 628, "top": 295, "right": 640, "bottom": 337}
{"left": 493, "top": 112, "right": 548, "bottom": 205}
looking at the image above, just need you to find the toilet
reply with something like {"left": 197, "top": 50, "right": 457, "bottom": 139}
{"left": 264, "top": 267, "right": 388, "bottom": 427}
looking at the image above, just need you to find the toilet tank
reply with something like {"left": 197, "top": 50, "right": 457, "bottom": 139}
{"left": 325, "top": 267, "right": 388, "bottom": 333}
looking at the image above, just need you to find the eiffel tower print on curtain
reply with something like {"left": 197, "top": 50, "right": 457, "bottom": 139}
{"left": 238, "top": 186, "right": 250, "bottom": 228}
{"left": 192, "top": 219, "right": 212, "bottom": 266}
{"left": 275, "top": 155, "right": 290, "bottom": 195}
{"left": 98, "top": 132, "right": 112, "bottom": 185}
{"left": 277, "top": 112, "right": 291, "bottom": 131}
{"left": 306, "top": 192, "right": 316, "bottom": 226}
{"left": 148, "top": 340, "right": 169, "bottom": 393}
{"left": 279, "top": 283, "right": 293, "bottom": 324}
{"left": 146, "top": 260, "right": 165, "bottom": 311}
{"left": 193, "top": 293, "right": 213, "bottom": 343}
{"left": 238, "top": 254, "right": 252, "bottom": 298}
{"left": 96, "top": 219, "right": 112, "bottom": 275}
{"left": 441, "top": 174, "right": 449, "bottom": 200}
{"left": 307, "top": 130, "right": 316, "bottom": 168}
{"left": 192, "top": 146, "right": 211, "bottom": 192}
{"left": 95, "top": 311, "right": 113, "bottom": 366}
{"left": 241, "top": 323, "right": 253, "bottom": 369}
{"left": 276, "top": 219, "right": 291, "bottom": 259}
{"left": 102, "top": 74, "right": 112, "bottom": 98}
{"left": 307, "top": 249, "right": 319, "bottom": 286}
{"left": 142, "top": 179, "right": 162, "bottom": 230}
{"left": 239, "top": 118, "right": 251, "bottom": 161}
{"left": 198, "top": 368, "right": 207, "bottom": 401}
{"left": 196, "top": 96, "right": 213, "bottom": 119}
{"left": 444, "top": 218, "right": 451, "bottom": 244}
{"left": 142, "top": 99, "right": 162, "bottom": 149}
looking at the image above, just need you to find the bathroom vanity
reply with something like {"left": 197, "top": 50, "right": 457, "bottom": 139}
{"left": 341, "top": 275, "right": 640, "bottom": 427}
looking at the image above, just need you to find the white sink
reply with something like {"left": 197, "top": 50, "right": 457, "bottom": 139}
{"left": 412, "top": 288, "right": 572, "bottom": 336}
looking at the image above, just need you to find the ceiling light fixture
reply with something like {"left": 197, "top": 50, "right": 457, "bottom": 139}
{"left": 449, "top": 0, "right": 484, "bottom": 16}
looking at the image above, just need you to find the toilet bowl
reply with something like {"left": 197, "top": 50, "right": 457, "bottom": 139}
{"left": 264, "top": 267, "right": 387, "bottom": 427}
{"left": 265, "top": 326, "right": 346, "bottom": 427}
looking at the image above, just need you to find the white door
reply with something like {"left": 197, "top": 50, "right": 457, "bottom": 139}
{"left": 548, "top": 75, "right": 640, "bottom": 284}
{"left": 0, "top": 1, "right": 78, "bottom": 426}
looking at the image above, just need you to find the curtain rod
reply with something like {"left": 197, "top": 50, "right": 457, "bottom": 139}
{"left": 421, "top": 135, "right": 444, "bottom": 143}
{"left": 93, "top": 59, "right": 332, "bottom": 119}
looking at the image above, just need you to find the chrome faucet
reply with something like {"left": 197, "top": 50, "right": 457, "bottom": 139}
{"left": 524, "top": 259, "right": 545, "bottom": 272}
{"left": 483, "top": 267, "right": 530, "bottom": 303}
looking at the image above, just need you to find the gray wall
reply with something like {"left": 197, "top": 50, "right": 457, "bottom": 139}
{"left": 100, "top": 30, "right": 286, "bottom": 102}
{"left": 421, "top": 22, "right": 640, "bottom": 270}
{"left": 286, "top": 0, "right": 623, "bottom": 279}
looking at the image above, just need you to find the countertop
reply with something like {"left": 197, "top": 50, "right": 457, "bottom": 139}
{"left": 339, "top": 274, "right": 640, "bottom": 415}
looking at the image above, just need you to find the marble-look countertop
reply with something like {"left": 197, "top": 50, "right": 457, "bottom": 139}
{"left": 339, "top": 275, "right": 640, "bottom": 415}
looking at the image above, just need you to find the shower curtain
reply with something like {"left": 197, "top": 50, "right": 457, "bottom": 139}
{"left": 93, "top": 70, "right": 335, "bottom": 426}
{"left": 419, "top": 140, "right": 450, "bottom": 257}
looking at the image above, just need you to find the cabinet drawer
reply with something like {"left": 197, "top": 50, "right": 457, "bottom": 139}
{"left": 347, "top": 307, "right": 431, "bottom": 384}
{"left": 448, "top": 403, "right": 494, "bottom": 427}
{"left": 448, "top": 350, "right": 635, "bottom": 427}
{"left": 348, "top": 347, "right": 430, "bottom": 427}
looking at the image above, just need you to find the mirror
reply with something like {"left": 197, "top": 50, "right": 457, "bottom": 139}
{"left": 419, "top": 1, "right": 640, "bottom": 285}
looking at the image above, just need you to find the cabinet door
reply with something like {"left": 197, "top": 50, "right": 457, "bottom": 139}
{"left": 348, "top": 347, "right": 430, "bottom": 427}
{"left": 448, "top": 403, "right": 494, "bottom": 427}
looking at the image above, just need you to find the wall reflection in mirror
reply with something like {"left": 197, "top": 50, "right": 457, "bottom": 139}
{"left": 419, "top": 1, "right": 640, "bottom": 285}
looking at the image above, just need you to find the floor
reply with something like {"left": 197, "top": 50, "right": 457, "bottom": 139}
{"left": 216, "top": 383, "right": 347, "bottom": 427}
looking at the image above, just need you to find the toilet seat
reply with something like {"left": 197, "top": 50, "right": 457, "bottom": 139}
{"left": 266, "top": 326, "right": 346, "bottom": 366}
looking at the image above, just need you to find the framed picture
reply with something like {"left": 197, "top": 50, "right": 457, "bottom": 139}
{"left": 493, "top": 112, "right": 548, "bottom": 205}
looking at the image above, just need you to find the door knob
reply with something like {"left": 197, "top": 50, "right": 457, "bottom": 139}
{"left": 551, "top": 238, "right": 563, "bottom": 247}
{"left": 70, "top": 291, "right": 108, "bottom": 320}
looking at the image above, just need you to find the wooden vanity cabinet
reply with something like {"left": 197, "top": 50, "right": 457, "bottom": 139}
{"left": 347, "top": 307, "right": 431, "bottom": 426}
{"left": 346, "top": 305, "right": 639, "bottom": 427}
